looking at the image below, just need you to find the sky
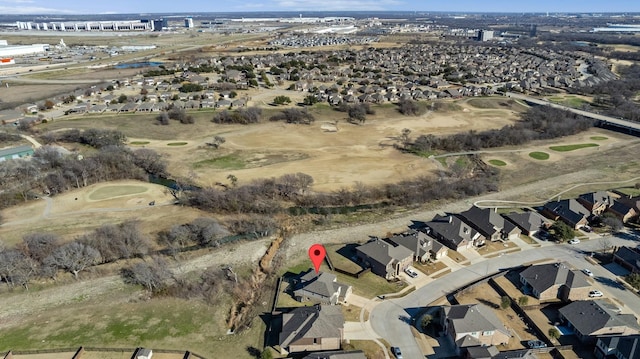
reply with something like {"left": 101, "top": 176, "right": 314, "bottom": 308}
{"left": 1, "top": 0, "right": 640, "bottom": 15}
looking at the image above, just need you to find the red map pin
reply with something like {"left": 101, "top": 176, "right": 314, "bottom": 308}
{"left": 308, "top": 244, "right": 326, "bottom": 273}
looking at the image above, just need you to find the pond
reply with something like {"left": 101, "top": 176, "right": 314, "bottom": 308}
{"left": 114, "top": 61, "right": 163, "bottom": 69}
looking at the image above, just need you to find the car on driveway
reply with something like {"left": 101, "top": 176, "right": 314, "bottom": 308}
{"left": 582, "top": 268, "right": 593, "bottom": 277}
{"left": 589, "top": 290, "right": 603, "bottom": 298}
{"left": 527, "top": 340, "right": 547, "bottom": 349}
{"left": 391, "top": 346, "right": 403, "bottom": 359}
{"left": 568, "top": 238, "right": 581, "bottom": 244}
{"left": 404, "top": 268, "right": 418, "bottom": 278}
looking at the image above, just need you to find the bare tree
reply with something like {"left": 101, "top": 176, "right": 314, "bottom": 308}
{"left": 0, "top": 249, "right": 37, "bottom": 289}
{"left": 44, "top": 242, "right": 101, "bottom": 279}
{"left": 121, "top": 256, "right": 173, "bottom": 293}
{"left": 21, "top": 233, "right": 61, "bottom": 263}
{"left": 599, "top": 236, "right": 613, "bottom": 254}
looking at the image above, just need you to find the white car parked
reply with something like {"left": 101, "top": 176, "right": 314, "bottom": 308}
{"left": 582, "top": 269, "right": 594, "bottom": 277}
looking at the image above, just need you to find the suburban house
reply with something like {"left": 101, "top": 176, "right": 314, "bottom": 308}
{"left": 355, "top": 238, "right": 413, "bottom": 280}
{"left": 558, "top": 300, "right": 640, "bottom": 343}
{"left": 594, "top": 335, "right": 640, "bottom": 359}
{"left": 292, "top": 270, "right": 352, "bottom": 305}
{"left": 467, "top": 348, "right": 539, "bottom": 359}
{"left": 502, "top": 211, "right": 551, "bottom": 236}
{"left": 458, "top": 206, "right": 521, "bottom": 241}
{"left": 386, "top": 230, "right": 449, "bottom": 262}
{"left": 416, "top": 214, "right": 485, "bottom": 251}
{"left": 0, "top": 145, "right": 34, "bottom": 162}
{"left": 578, "top": 191, "right": 615, "bottom": 216}
{"left": 606, "top": 200, "right": 638, "bottom": 223}
{"left": 519, "top": 262, "right": 591, "bottom": 302}
{"left": 440, "top": 303, "right": 511, "bottom": 355}
{"left": 613, "top": 246, "right": 640, "bottom": 274}
{"left": 278, "top": 304, "right": 344, "bottom": 355}
{"left": 541, "top": 199, "right": 590, "bottom": 229}
{"left": 303, "top": 351, "right": 367, "bottom": 359}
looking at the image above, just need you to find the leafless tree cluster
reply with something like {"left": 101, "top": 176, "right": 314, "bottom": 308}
{"left": 268, "top": 108, "right": 315, "bottom": 124}
{"left": 0, "top": 220, "right": 151, "bottom": 287}
{"left": 121, "top": 256, "right": 173, "bottom": 293}
{"left": 167, "top": 107, "right": 195, "bottom": 124}
{"left": 0, "top": 132, "right": 22, "bottom": 143}
{"left": 212, "top": 107, "right": 262, "bottom": 124}
{"left": 0, "top": 145, "right": 166, "bottom": 210}
{"left": 41, "top": 128, "right": 126, "bottom": 148}
{"left": 336, "top": 103, "right": 375, "bottom": 124}
{"left": 224, "top": 215, "right": 278, "bottom": 238}
{"left": 398, "top": 99, "right": 427, "bottom": 116}
{"left": 408, "top": 107, "right": 593, "bottom": 153}
{"left": 186, "top": 173, "right": 313, "bottom": 214}
{"left": 293, "top": 170, "right": 498, "bottom": 209}
{"left": 157, "top": 217, "right": 230, "bottom": 256}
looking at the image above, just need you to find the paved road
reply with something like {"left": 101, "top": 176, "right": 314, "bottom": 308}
{"left": 506, "top": 92, "right": 640, "bottom": 132}
{"left": 369, "top": 234, "right": 640, "bottom": 359}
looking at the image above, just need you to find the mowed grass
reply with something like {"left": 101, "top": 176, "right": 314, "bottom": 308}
{"left": 488, "top": 159, "right": 507, "bottom": 166}
{"left": 590, "top": 136, "right": 608, "bottom": 141}
{"left": 547, "top": 96, "right": 591, "bottom": 108}
{"left": 129, "top": 141, "right": 150, "bottom": 145}
{"left": 167, "top": 142, "right": 188, "bottom": 146}
{"left": 0, "top": 296, "right": 264, "bottom": 358}
{"left": 466, "top": 98, "right": 528, "bottom": 112}
{"left": 529, "top": 151, "right": 550, "bottom": 160}
{"left": 193, "top": 154, "right": 246, "bottom": 170}
{"left": 549, "top": 143, "right": 599, "bottom": 152}
{"left": 88, "top": 185, "right": 148, "bottom": 200}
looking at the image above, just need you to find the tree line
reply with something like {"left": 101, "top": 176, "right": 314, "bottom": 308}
{"left": 0, "top": 143, "right": 166, "bottom": 211}
{"left": 405, "top": 106, "right": 594, "bottom": 153}
{"left": 575, "top": 64, "right": 640, "bottom": 122}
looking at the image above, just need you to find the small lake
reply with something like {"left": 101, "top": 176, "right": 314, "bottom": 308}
{"left": 114, "top": 61, "right": 163, "bottom": 69}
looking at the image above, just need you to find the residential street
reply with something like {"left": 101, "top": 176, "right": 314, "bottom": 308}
{"left": 367, "top": 234, "right": 640, "bottom": 359}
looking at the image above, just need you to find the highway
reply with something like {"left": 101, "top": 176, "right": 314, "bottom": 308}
{"left": 506, "top": 92, "right": 640, "bottom": 132}
{"left": 369, "top": 234, "right": 640, "bottom": 359}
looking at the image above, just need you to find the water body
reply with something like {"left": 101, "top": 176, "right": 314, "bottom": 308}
{"left": 114, "top": 61, "right": 163, "bottom": 69}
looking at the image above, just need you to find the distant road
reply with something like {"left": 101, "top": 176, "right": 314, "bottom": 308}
{"left": 506, "top": 92, "right": 640, "bottom": 132}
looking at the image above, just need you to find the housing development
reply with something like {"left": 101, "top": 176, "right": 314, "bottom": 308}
{"left": 0, "top": 7, "right": 640, "bottom": 359}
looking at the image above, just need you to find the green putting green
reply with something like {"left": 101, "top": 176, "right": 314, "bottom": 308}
{"left": 488, "top": 159, "right": 507, "bottom": 166}
{"left": 529, "top": 152, "right": 550, "bottom": 160}
{"left": 549, "top": 143, "right": 599, "bottom": 152}
{"left": 167, "top": 142, "right": 188, "bottom": 146}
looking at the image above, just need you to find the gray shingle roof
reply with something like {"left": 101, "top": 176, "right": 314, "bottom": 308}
{"left": 520, "top": 262, "right": 590, "bottom": 295}
{"left": 458, "top": 206, "right": 505, "bottom": 238}
{"left": 424, "top": 214, "right": 481, "bottom": 248}
{"left": 293, "top": 271, "right": 349, "bottom": 301}
{"left": 615, "top": 247, "right": 640, "bottom": 272}
{"left": 303, "top": 350, "right": 367, "bottom": 359}
{"left": 279, "top": 305, "right": 344, "bottom": 348}
{"left": 356, "top": 238, "right": 413, "bottom": 266}
{"left": 443, "top": 303, "right": 509, "bottom": 338}
{"left": 559, "top": 300, "right": 640, "bottom": 336}
{"left": 503, "top": 211, "right": 549, "bottom": 234}
{"left": 543, "top": 199, "right": 589, "bottom": 227}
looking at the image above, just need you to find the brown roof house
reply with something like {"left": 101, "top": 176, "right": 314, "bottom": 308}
{"left": 440, "top": 303, "right": 511, "bottom": 356}
{"left": 458, "top": 206, "right": 521, "bottom": 242}
{"left": 541, "top": 199, "right": 590, "bottom": 229}
{"left": 292, "top": 270, "right": 352, "bottom": 305}
{"left": 613, "top": 246, "right": 640, "bottom": 274}
{"left": 417, "top": 214, "right": 485, "bottom": 251}
{"left": 519, "top": 262, "right": 591, "bottom": 302}
{"left": 502, "top": 211, "right": 551, "bottom": 236}
{"left": 355, "top": 238, "right": 413, "bottom": 280}
{"left": 386, "top": 230, "right": 449, "bottom": 263}
{"left": 559, "top": 300, "right": 640, "bottom": 343}
{"left": 278, "top": 304, "right": 344, "bottom": 355}
{"left": 577, "top": 191, "right": 615, "bottom": 216}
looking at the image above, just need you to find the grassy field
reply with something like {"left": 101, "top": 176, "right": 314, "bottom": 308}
{"left": 547, "top": 95, "right": 591, "bottom": 108}
{"left": 488, "top": 159, "right": 507, "bottom": 166}
{"left": 529, "top": 151, "right": 550, "bottom": 160}
{"left": 88, "top": 185, "right": 148, "bottom": 201}
{"left": 549, "top": 143, "right": 599, "bottom": 152}
{"left": 590, "top": 136, "right": 608, "bottom": 141}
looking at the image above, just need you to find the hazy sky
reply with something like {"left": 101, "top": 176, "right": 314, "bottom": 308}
{"left": 1, "top": 0, "right": 639, "bottom": 14}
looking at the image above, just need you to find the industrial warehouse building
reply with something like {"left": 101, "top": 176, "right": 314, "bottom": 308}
{"left": 0, "top": 42, "right": 49, "bottom": 58}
